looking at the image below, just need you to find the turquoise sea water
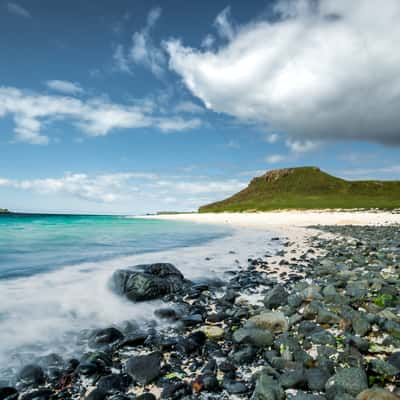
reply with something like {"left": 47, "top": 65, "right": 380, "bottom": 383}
{"left": 0, "top": 213, "right": 276, "bottom": 377}
{"left": 0, "top": 213, "right": 230, "bottom": 280}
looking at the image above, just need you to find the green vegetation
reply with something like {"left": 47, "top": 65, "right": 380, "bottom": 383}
{"left": 0, "top": 208, "right": 10, "bottom": 214}
{"left": 199, "top": 166, "right": 400, "bottom": 212}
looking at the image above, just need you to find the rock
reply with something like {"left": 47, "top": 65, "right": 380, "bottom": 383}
{"left": 20, "top": 389, "right": 54, "bottom": 400}
{"left": 110, "top": 263, "right": 187, "bottom": 302}
{"left": 233, "top": 327, "right": 274, "bottom": 347}
{"left": 161, "top": 381, "right": 191, "bottom": 399}
{"left": 154, "top": 307, "right": 179, "bottom": 321}
{"left": 305, "top": 368, "right": 331, "bottom": 391}
{"left": 96, "top": 374, "right": 125, "bottom": 393}
{"left": 0, "top": 387, "right": 18, "bottom": 400}
{"left": 230, "top": 345, "right": 257, "bottom": 364}
{"left": 248, "top": 311, "right": 288, "bottom": 333}
{"left": 17, "top": 365, "right": 45, "bottom": 387}
{"left": 310, "top": 330, "right": 336, "bottom": 346}
{"left": 223, "top": 379, "right": 248, "bottom": 394}
{"left": 252, "top": 372, "right": 284, "bottom": 400}
{"left": 325, "top": 367, "right": 368, "bottom": 399}
{"left": 263, "top": 285, "right": 288, "bottom": 309}
{"left": 85, "top": 388, "right": 107, "bottom": 400}
{"left": 200, "top": 374, "right": 220, "bottom": 392}
{"left": 125, "top": 352, "right": 162, "bottom": 384}
{"left": 89, "top": 327, "right": 124, "bottom": 348}
{"left": 279, "top": 368, "right": 306, "bottom": 389}
{"left": 136, "top": 394, "right": 157, "bottom": 400}
{"left": 387, "top": 351, "right": 400, "bottom": 369}
{"left": 369, "top": 358, "right": 399, "bottom": 376}
{"left": 201, "top": 326, "right": 224, "bottom": 341}
{"left": 352, "top": 315, "right": 371, "bottom": 336}
{"left": 287, "top": 391, "right": 326, "bottom": 400}
{"left": 356, "top": 388, "right": 400, "bottom": 400}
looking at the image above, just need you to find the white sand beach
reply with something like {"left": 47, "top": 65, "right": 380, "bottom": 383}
{"left": 141, "top": 210, "right": 400, "bottom": 229}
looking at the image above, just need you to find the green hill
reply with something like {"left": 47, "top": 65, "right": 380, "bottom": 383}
{"left": 0, "top": 208, "right": 9, "bottom": 214}
{"left": 199, "top": 167, "right": 400, "bottom": 212}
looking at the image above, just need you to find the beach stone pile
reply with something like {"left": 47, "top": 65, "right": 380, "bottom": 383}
{"left": 1, "top": 225, "right": 399, "bottom": 400}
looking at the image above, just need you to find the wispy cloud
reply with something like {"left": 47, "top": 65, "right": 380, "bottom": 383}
{"left": 0, "top": 171, "right": 246, "bottom": 209}
{"left": 0, "top": 86, "right": 202, "bottom": 145}
{"left": 113, "top": 7, "right": 166, "bottom": 77}
{"left": 46, "top": 80, "right": 84, "bottom": 95}
{"left": 6, "top": 2, "right": 31, "bottom": 18}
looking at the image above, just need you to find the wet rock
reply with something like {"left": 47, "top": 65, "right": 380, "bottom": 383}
{"left": 125, "top": 352, "right": 162, "bottom": 385}
{"left": 89, "top": 327, "right": 124, "bottom": 348}
{"left": 263, "top": 285, "right": 288, "bottom": 309}
{"left": 154, "top": 307, "right": 179, "bottom": 321}
{"left": 0, "top": 387, "right": 18, "bottom": 400}
{"left": 110, "top": 263, "right": 187, "bottom": 302}
{"left": 325, "top": 367, "right": 368, "bottom": 399}
{"left": 17, "top": 365, "right": 45, "bottom": 387}
{"left": 20, "top": 389, "right": 54, "bottom": 400}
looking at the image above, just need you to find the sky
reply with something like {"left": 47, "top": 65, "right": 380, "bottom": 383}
{"left": 1, "top": 0, "right": 400, "bottom": 214}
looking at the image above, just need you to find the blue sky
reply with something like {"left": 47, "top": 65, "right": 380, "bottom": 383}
{"left": 1, "top": 0, "right": 400, "bottom": 214}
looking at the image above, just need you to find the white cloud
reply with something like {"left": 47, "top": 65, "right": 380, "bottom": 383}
{"left": 156, "top": 116, "right": 201, "bottom": 132}
{"left": 46, "top": 80, "right": 84, "bottom": 95}
{"left": 174, "top": 101, "right": 204, "bottom": 114}
{"left": 166, "top": 0, "right": 400, "bottom": 145}
{"left": 0, "top": 86, "right": 201, "bottom": 144}
{"left": 338, "top": 165, "right": 400, "bottom": 180}
{"left": 129, "top": 7, "right": 165, "bottom": 77}
{"left": 266, "top": 133, "right": 279, "bottom": 144}
{"left": 7, "top": 2, "right": 30, "bottom": 18}
{"left": 201, "top": 34, "right": 215, "bottom": 49}
{"left": 265, "top": 154, "right": 288, "bottom": 164}
{"left": 214, "top": 6, "right": 235, "bottom": 40}
{"left": 112, "top": 44, "right": 131, "bottom": 73}
{"left": 285, "top": 139, "right": 320, "bottom": 153}
{"left": 0, "top": 171, "right": 246, "bottom": 210}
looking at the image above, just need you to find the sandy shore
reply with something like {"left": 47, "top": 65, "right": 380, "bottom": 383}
{"left": 140, "top": 210, "right": 400, "bottom": 229}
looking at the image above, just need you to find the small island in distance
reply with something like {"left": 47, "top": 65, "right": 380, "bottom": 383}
{"left": 0, "top": 208, "right": 10, "bottom": 214}
{"left": 200, "top": 166, "right": 400, "bottom": 212}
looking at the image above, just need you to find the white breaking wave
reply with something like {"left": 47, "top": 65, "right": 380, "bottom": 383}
{"left": 0, "top": 227, "right": 279, "bottom": 374}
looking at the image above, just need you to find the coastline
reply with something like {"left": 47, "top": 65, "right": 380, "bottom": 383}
{"left": 2, "top": 211, "right": 400, "bottom": 399}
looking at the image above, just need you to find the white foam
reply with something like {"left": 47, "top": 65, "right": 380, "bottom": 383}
{"left": 0, "top": 227, "right": 279, "bottom": 371}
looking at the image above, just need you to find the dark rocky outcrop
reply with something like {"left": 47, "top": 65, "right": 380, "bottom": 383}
{"left": 110, "top": 263, "right": 188, "bottom": 302}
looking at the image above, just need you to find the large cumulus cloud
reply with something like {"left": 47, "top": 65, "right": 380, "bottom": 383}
{"left": 165, "top": 0, "right": 400, "bottom": 145}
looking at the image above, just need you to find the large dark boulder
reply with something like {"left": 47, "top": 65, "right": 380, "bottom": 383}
{"left": 110, "top": 263, "right": 188, "bottom": 302}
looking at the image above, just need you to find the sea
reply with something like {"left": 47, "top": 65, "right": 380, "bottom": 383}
{"left": 0, "top": 213, "right": 279, "bottom": 380}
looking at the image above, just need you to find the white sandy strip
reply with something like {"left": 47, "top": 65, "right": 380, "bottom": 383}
{"left": 139, "top": 210, "right": 400, "bottom": 229}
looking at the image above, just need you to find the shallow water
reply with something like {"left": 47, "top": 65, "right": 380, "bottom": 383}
{"left": 0, "top": 214, "right": 279, "bottom": 378}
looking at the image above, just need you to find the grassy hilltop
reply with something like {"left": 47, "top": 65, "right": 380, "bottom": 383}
{"left": 199, "top": 167, "right": 400, "bottom": 212}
